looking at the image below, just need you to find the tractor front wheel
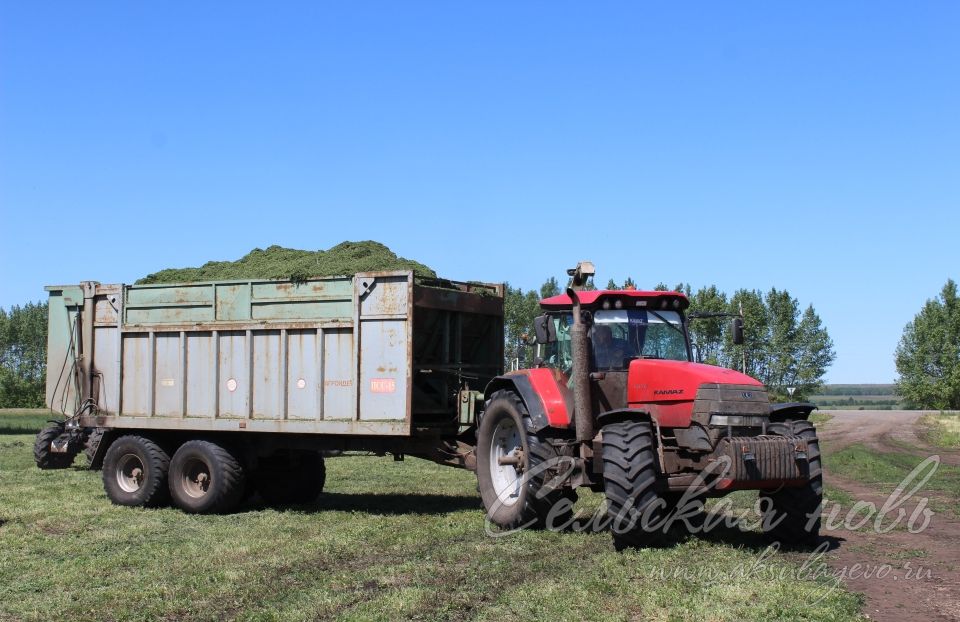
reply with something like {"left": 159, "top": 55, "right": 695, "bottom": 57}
{"left": 602, "top": 419, "right": 664, "bottom": 549}
{"left": 760, "top": 420, "right": 823, "bottom": 545}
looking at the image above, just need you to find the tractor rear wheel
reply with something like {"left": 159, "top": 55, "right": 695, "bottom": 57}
{"left": 602, "top": 419, "right": 664, "bottom": 549}
{"left": 476, "top": 390, "right": 574, "bottom": 531}
{"left": 102, "top": 435, "right": 171, "bottom": 507}
{"left": 169, "top": 440, "right": 246, "bottom": 514}
{"left": 760, "top": 420, "right": 823, "bottom": 545}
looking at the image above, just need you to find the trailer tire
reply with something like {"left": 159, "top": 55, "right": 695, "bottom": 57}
{"left": 602, "top": 419, "right": 664, "bottom": 550}
{"left": 760, "top": 420, "right": 822, "bottom": 545}
{"left": 102, "top": 435, "right": 171, "bottom": 507}
{"left": 34, "top": 422, "right": 75, "bottom": 470}
{"left": 169, "top": 440, "right": 246, "bottom": 514}
{"left": 476, "top": 390, "right": 574, "bottom": 531}
{"left": 256, "top": 451, "right": 326, "bottom": 506}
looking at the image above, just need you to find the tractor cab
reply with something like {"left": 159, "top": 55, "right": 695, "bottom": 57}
{"left": 536, "top": 289, "right": 693, "bottom": 373}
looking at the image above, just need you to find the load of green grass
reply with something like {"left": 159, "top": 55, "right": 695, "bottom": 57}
{"left": 137, "top": 241, "right": 437, "bottom": 284}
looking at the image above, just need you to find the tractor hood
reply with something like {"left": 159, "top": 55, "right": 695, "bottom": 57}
{"left": 626, "top": 359, "right": 764, "bottom": 427}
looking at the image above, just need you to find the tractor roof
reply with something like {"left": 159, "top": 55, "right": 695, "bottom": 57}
{"left": 540, "top": 289, "right": 690, "bottom": 311}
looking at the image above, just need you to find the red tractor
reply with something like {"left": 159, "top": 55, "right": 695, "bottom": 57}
{"left": 475, "top": 262, "right": 821, "bottom": 548}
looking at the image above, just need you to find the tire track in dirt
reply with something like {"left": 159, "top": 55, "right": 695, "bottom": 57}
{"left": 817, "top": 410, "right": 960, "bottom": 621}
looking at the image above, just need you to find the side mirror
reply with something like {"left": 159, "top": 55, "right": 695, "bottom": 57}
{"left": 731, "top": 317, "right": 744, "bottom": 345}
{"left": 533, "top": 315, "right": 557, "bottom": 344}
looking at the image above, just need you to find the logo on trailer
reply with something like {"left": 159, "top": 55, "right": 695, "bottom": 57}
{"left": 371, "top": 378, "right": 397, "bottom": 393}
{"left": 742, "top": 391, "right": 754, "bottom": 399}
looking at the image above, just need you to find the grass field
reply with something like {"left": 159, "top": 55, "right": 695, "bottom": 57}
{"left": 917, "top": 411, "right": 960, "bottom": 448}
{"left": 0, "top": 409, "right": 57, "bottom": 434}
{"left": 810, "top": 384, "right": 904, "bottom": 410}
{"left": 0, "top": 411, "right": 863, "bottom": 621}
{"left": 827, "top": 443, "right": 960, "bottom": 518}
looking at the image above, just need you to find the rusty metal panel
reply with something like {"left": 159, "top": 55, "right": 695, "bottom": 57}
{"left": 357, "top": 274, "right": 411, "bottom": 423}
{"left": 252, "top": 330, "right": 282, "bottom": 418}
{"left": 215, "top": 284, "right": 251, "bottom": 321}
{"left": 125, "top": 284, "right": 215, "bottom": 325}
{"left": 153, "top": 334, "right": 181, "bottom": 417}
{"left": 286, "top": 329, "right": 319, "bottom": 420}
{"left": 322, "top": 328, "right": 355, "bottom": 420}
{"left": 251, "top": 280, "right": 353, "bottom": 321}
{"left": 358, "top": 319, "right": 408, "bottom": 421}
{"left": 121, "top": 333, "right": 150, "bottom": 415}
{"left": 94, "top": 298, "right": 119, "bottom": 325}
{"left": 92, "top": 326, "right": 118, "bottom": 413}
{"left": 44, "top": 287, "right": 82, "bottom": 414}
{"left": 185, "top": 332, "right": 216, "bottom": 417}
{"left": 217, "top": 331, "right": 248, "bottom": 418}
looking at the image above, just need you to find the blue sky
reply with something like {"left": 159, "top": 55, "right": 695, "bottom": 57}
{"left": 1, "top": 2, "right": 957, "bottom": 383}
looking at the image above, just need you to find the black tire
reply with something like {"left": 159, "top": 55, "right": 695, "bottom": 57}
{"left": 256, "top": 451, "right": 326, "bottom": 506}
{"left": 169, "top": 440, "right": 246, "bottom": 514}
{"left": 760, "top": 420, "right": 823, "bottom": 545}
{"left": 101, "top": 435, "right": 171, "bottom": 507}
{"left": 34, "top": 422, "right": 75, "bottom": 470}
{"left": 476, "top": 390, "right": 575, "bottom": 531}
{"left": 602, "top": 419, "right": 663, "bottom": 549}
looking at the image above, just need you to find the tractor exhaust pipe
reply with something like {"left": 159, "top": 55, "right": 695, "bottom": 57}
{"left": 566, "top": 261, "right": 595, "bottom": 445}
{"left": 568, "top": 289, "right": 593, "bottom": 443}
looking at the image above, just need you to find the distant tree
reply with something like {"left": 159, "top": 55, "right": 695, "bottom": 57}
{"left": 606, "top": 279, "right": 620, "bottom": 290}
{"left": 686, "top": 285, "right": 728, "bottom": 365}
{"left": 623, "top": 277, "right": 637, "bottom": 290}
{"left": 721, "top": 288, "right": 834, "bottom": 400}
{"left": 653, "top": 282, "right": 669, "bottom": 291}
{"left": 0, "top": 302, "right": 48, "bottom": 408}
{"left": 503, "top": 278, "right": 565, "bottom": 369}
{"left": 895, "top": 279, "right": 960, "bottom": 409}
{"left": 540, "top": 277, "right": 561, "bottom": 299}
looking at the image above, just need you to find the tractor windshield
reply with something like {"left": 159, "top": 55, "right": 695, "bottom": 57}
{"left": 591, "top": 309, "right": 688, "bottom": 369}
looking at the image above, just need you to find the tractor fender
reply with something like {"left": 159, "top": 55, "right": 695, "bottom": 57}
{"left": 483, "top": 369, "right": 573, "bottom": 433}
{"left": 769, "top": 402, "right": 817, "bottom": 422}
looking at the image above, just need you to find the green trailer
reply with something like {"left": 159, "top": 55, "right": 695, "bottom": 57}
{"left": 37, "top": 272, "right": 503, "bottom": 512}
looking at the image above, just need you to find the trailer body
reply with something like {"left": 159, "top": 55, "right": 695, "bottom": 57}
{"left": 45, "top": 272, "right": 503, "bottom": 441}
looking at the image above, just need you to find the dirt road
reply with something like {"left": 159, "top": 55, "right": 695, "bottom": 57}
{"left": 817, "top": 410, "right": 960, "bottom": 621}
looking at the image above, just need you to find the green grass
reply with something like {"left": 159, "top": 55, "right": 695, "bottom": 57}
{"left": 827, "top": 443, "right": 960, "bottom": 518}
{"left": 0, "top": 429, "right": 864, "bottom": 622}
{"left": 0, "top": 409, "right": 58, "bottom": 435}
{"left": 810, "top": 412, "right": 834, "bottom": 425}
{"left": 917, "top": 412, "right": 960, "bottom": 449}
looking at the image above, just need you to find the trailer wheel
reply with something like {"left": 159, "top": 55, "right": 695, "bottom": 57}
{"left": 169, "top": 440, "right": 246, "bottom": 514}
{"left": 102, "top": 435, "right": 171, "bottom": 507}
{"left": 601, "top": 419, "right": 663, "bottom": 549}
{"left": 476, "top": 390, "right": 573, "bottom": 531}
{"left": 34, "top": 422, "right": 75, "bottom": 470}
{"left": 256, "top": 451, "right": 326, "bottom": 506}
{"left": 760, "top": 420, "right": 823, "bottom": 545}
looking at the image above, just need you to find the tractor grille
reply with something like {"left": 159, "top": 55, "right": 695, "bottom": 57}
{"left": 691, "top": 383, "right": 770, "bottom": 426}
{"left": 714, "top": 435, "right": 808, "bottom": 482}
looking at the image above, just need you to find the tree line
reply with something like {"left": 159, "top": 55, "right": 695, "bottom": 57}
{"left": 896, "top": 278, "right": 960, "bottom": 409}
{"left": 505, "top": 276, "right": 836, "bottom": 401}
{"left": 0, "top": 302, "right": 48, "bottom": 408}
